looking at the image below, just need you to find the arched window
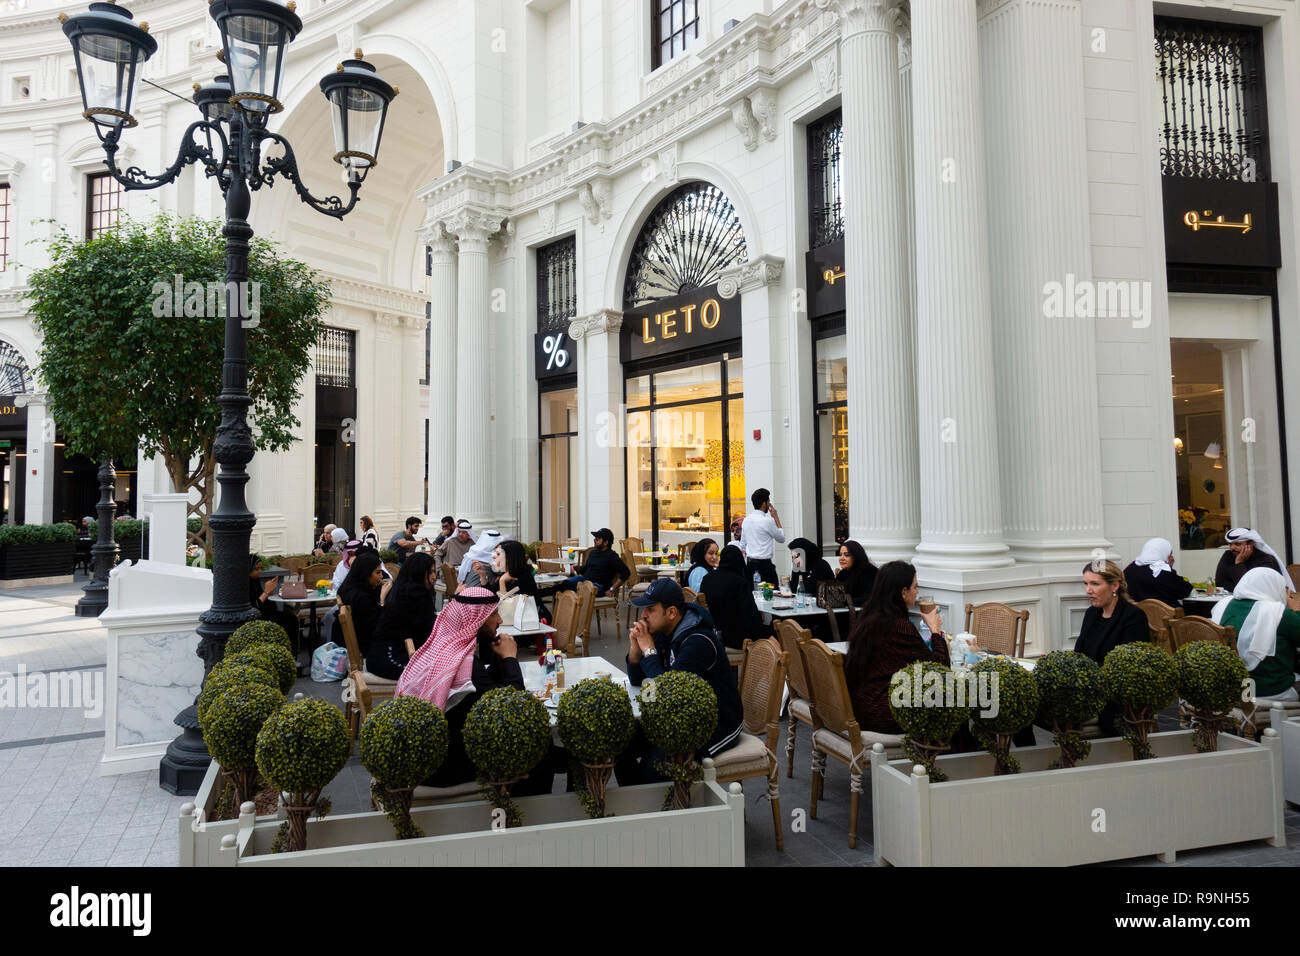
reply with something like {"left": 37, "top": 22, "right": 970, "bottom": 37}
{"left": 0, "top": 340, "right": 32, "bottom": 395}
{"left": 623, "top": 181, "right": 747, "bottom": 310}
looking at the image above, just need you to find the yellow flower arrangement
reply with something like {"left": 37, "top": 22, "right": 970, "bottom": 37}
{"left": 315, "top": 579, "right": 331, "bottom": 589}
{"left": 1178, "top": 509, "right": 1195, "bottom": 526}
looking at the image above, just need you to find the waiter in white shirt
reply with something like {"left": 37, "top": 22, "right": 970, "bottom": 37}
{"left": 739, "top": 487, "right": 784, "bottom": 586}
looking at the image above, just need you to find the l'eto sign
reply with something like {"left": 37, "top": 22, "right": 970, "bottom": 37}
{"left": 621, "top": 284, "right": 741, "bottom": 362}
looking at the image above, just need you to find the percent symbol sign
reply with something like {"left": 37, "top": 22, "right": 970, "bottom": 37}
{"left": 542, "top": 332, "right": 569, "bottom": 370}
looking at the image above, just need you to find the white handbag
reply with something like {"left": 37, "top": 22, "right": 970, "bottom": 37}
{"left": 498, "top": 593, "right": 540, "bottom": 631}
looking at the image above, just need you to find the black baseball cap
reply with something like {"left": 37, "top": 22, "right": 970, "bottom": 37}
{"left": 630, "top": 578, "right": 685, "bottom": 610}
{"left": 591, "top": 528, "right": 614, "bottom": 544}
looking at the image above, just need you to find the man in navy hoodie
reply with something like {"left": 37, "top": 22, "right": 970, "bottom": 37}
{"left": 617, "top": 579, "right": 744, "bottom": 784}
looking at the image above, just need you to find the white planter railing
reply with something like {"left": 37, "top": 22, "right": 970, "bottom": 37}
{"left": 870, "top": 729, "right": 1284, "bottom": 866}
{"left": 181, "top": 760, "right": 745, "bottom": 867}
{"left": 1281, "top": 712, "right": 1300, "bottom": 807}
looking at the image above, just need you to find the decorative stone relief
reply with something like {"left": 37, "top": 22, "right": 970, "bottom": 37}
{"left": 731, "top": 98, "right": 760, "bottom": 151}
{"left": 717, "top": 255, "right": 785, "bottom": 299}
{"left": 539, "top": 202, "right": 557, "bottom": 237}
{"left": 812, "top": 44, "right": 838, "bottom": 95}
{"left": 336, "top": 25, "right": 360, "bottom": 58}
{"left": 750, "top": 87, "right": 778, "bottom": 142}
{"left": 657, "top": 142, "right": 679, "bottom": 186}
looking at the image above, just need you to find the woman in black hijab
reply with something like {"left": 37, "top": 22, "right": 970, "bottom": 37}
{"left": 835, "top": 539, "right": 878, "bottom": 607}
{"left": 248, "top": 554, "right": 303, "bottom": 653}
{"left": 701, "top": 544, "right": 770, "bottom": 649}
{"left": 338, "top": 552, "right": 386, "bottom": 657}
{"left": 788, "top": 537, "right": 835, "bottom": 598}
{"left": 686, "top": 538, "right": 720, "bottom": 593}
{"left": 367, "top": 552, "right": 437, "bottom": 679}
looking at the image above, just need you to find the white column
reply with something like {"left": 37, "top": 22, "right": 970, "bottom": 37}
{"left": 447, "top": 211, "right": 500, "bottom": 527}
{"left": 423, "top": 222, "right": 457, "bottom": 519}
{"left": 832, "top": 0, "right": 920, "bottom": 560}
{"left": 911, "top": 0, "right": 1012, "bottom": 569}
{"left": 400, "top": 314, "right": 427, "bottom": 519}
{"left": 21, "top": 393, "right": 53, "bottom": 524}
{"left": 143, "top": 492, "right": 189, "bottom": 566}
{"left": 980, "top": 0, "right": 1109, "bottom": 565}
{"left": 570, "top": 310, "right": 623, "bottom": 537}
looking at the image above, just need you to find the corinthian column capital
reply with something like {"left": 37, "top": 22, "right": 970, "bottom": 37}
{"left": 815, "top": 0, "right": 905, "bottom": 38}
{"left": 444, "top": 208, "right": 505, "bottom": 251}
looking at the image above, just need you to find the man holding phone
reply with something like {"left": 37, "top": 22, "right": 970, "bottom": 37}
{"left": 739, "top": 487, "right": 784, "bottom": 587}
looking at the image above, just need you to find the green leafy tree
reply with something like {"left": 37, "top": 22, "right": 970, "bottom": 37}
{"left": 25, "top": 212, "right": 329, "bottom": 549}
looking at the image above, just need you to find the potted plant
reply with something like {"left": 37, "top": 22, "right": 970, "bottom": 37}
{"left": 968, "top": 657, "right": 1039, "bottom": 774}
{"left": 255, "top": 698, "right": 351, "bottom": 853}
{"left": 1101, "top": 642, "right": 1179, "bottom": 760}
{"left": 639, "top": 670, "right": 718, "bottom": 810}
{"left": 199, "top": 683, "right": 285, "bottom": 810}
{"left": 1034, "top": 650, "right": 1106, "bottom": 768}
{"left": 226, "top": 620, "right": 291, "bottom": 657}
{"left": 361, "top": 696, "right": 449, "bottom": 839}
{"left": 196, "top": 658, "right": 280, "bottom": 725}
{"left": 887, "top": 661, "right": 971, "bottom": 781}
{"left": 1176, "top": 640, "right": 1249, "bottom": 752}
{"left": 556, "top": 678, "right": 636, "bottom": 817}
{"left": 463, "top": 687, "right": 552, "bottom": 827}
{"left": 228, "top": 643, "right": 297, "bottom": 695}
{"left": 0, "top": 522, "right": 76, "bottom": 579}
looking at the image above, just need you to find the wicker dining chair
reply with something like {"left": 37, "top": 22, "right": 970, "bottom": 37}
{"left": 1167, "top": 615, "right": 1234, "bottom": 652}
{"left": 279, "top": 555, "right": 309, "bottom": 574}
{"left": 592, "top": 576, "right": 622, "bottom": 636}
{"left": 440, "top": 563, "right": 459, "bottom": 600}
{"left": 819, "top": 582, "right": 857, "bottom": 644}
{"left": 774, "top": 619, "right": 816, "bottom": 778}
{"left": 1288, "top": 564, "right": 1300, "bottom": 592}
{"left": 337, "top": 607, "right": 397, "bottom": 749}
{"left": 710, "top": 637, "right": 787, "bottom": 851}
{"left": 536, "top": 541, "right": 560, "bottom": 561}
{"left": 301, "top": 563, "right": 333, "bottom": 586}
{"left": 1137, "top": 599, "right": 1184, "bottom": 655}
{"left": 964, "top": 602, "right": 1030, "bottom": 657}
{"left": 798, "top": 637, "right": 905, "bottom": 849}
{"left": 622, "top": 536, "right": 659, "bottom": 583}
{"left": 571, "top": 580, "right": 597, "bottom": 657}
{"left": 549, "top": 589, "right": 580, "bottom": 655}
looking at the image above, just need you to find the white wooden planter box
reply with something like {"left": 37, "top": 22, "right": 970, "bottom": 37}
{"left": 870, "top": 729, "right": 1284, "bottom": 867}
{"left": 181, "top": 760, "right": 745, "bottom": 867}
{"left": 1280, "top": 714, "right": 1300, "bottom": 807}
{"left": 179, "top": 761, "right": 285, "bottom": 867}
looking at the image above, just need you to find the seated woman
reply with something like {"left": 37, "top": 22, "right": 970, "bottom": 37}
{"left": 1075, "top": 559, "right": 1149, "bottom": 735}
{"left": 788, "top": 537, "right": 835, "bottom": 598}
{"left": 844, "top": 561, "right": 948, "bottom": 735}
{"left": 397, "top": 588, "right": 553, "bottom": 795}
{"left": 700, "top": 544, "right": 768, "bottom": 649}
{"left": 331, "top": 539, "right": 361, "bottom": 590}
{"left": 1123, "top": 537, "right": 1193, "bottom": 607}
{"left": 835, "top": 539, "right": 878, "bottom": 607}
{"left": 686, "top": 538, "right": 719, "bottom": 593}
{"left": 337, "top": 552, "right": 387, "bottom": 659}
{"left": 366, "top": 552, "right": 437, "bottom": 680}
{"left": 1213, "top": 567, "right": 1300, "bottom": 701}
{"left": 248, "top": 554, "right": 303, "bottom": 654}
{"left": 493, "top": 539, "right": 553, "bottom": 653}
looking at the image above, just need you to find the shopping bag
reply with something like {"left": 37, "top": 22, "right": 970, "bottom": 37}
{"left": 311, "top": 641, "right": 349, "bottom": 682}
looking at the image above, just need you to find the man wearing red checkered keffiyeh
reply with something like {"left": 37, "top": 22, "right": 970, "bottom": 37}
{"left": 395, "top": 587, "right": 502, "bottom": 710}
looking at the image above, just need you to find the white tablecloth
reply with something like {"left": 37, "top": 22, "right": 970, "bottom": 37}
{"left": 519, "top": 655, "right": 640, "bottom": 730}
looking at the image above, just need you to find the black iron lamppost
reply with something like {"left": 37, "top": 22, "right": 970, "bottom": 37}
{"left": 63, "top": 0, "right": 396, "bottom": 793}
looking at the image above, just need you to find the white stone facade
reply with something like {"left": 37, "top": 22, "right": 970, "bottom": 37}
{"left": 0, "top": 0, "right": 1296, "bottom": 651}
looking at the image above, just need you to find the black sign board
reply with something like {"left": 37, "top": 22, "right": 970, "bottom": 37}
{"left": 621, "top": 284, "right": 741, "bottom": 363}
{"left": 534, "top": 329, "right": 575, "bottom": 381}
{"left": 805, "top": 238, "right": 846, "bottom": 318}
{"left": 1162, "top": 179, "right": 1281, "bottom": 268}
{"left": 0, "top": 396, "right": 27, "bottom": 429}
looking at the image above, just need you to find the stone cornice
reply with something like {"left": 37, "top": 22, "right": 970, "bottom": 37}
{"left": 717, "top": 254, "right": 785, "bottom": 298}
{"left": 568, "top": 309, "right": 622, "bottom": 340}
{"left": 327, "top": 275, "right": 425, "bottom": 320}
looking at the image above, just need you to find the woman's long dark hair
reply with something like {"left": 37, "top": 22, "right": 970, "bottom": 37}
{"left": 339, "top": 552, "right": 383, "bottom": 603}
{"left": 390, "top": 552, "right": 435, "bottom": 606}
{"left": 844, "top": 560, "right": 915, "bottom": 688}
{"left": 498, "top": 540, "right": 535, "bottom": 588}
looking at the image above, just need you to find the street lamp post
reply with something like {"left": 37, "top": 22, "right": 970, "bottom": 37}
{"left": 62, "top": 0, "right": 396, "bottom": 794}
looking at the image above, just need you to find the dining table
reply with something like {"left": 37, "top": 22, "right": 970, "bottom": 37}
{"left": 497, "top": 621, "right": 558, "bottom": 639}
{"left": 1182, "top": 588, "right": 1230, "bottom": 619}
{"left": 825, "top": 640, "right": 1037, "bottom": 672}
{"left": 520, "top": 655, "right": 642, "bottom": 737}
{"left": 756, "top": 594, "right": 853, "bottom": 622}
{"left": 270, "top": 588, "right": 337, "bottom": 655}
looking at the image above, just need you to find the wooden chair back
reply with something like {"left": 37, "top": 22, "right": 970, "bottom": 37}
{"left": 1136, "top": 598, "right": 1185, "bottom": 631}
{"left": 324, "top": 553, "right": 342, "bottom": 568}
{"left": 682, "top": 587, "right": 698, "bottom": 604}
{"left": 694, "top": 591, "right": 707, "bottom": 609}
{"left": 573, "top": 580, "right": 597, "bottom": 653}
{"left": 440, "top": 563, "right": 459, "bottom": 597}
{"left": 819, "top": 582, "right": 856, "bottom": 643}
{"left": 738, "top": 637, "right": 786, "bottom": 736}
{"left": 797, "top": 639, "right": 859, "bottom": 738}
{"left": 964, "top": 601, "right": 1030, "bottom": 657}
{"left": 280, "top": 555, "right": 309, "bottom": 573}
{"left": 352, "top": 669, "right": 374, "bottom": 720}
{"left": 383, "top": 562, "right": 400, "bottom": 581}
{"left": 774, "top": 620, "right": 814, "bottom": 703}
{"left": 536, "top": 541, "right": 560, "bottom": 561}
{"left": 1167, "top": 615, "right": 1235, "bottom": 652}
{"left": 1288, "top": 564, "right": 1300, "bottom": 592}
{"left": 551, "top": 589, "right": 580, "bottom": 654}
{"left": 337, "top": 605, "right": 363, "bottom": 674}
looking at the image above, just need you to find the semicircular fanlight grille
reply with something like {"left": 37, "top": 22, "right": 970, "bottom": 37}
{"left": 0, "top": 341, "right": 32, "bottom": 396}
{"left": 623, "top": 181, "right": 748, "bottom": 309}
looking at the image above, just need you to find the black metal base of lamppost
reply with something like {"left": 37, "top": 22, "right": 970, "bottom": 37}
{"left": 158, "top": 704, "right": 210, "bottom": 795}
{"left": 74, "top": 458, "right": 118, "bottom": 617}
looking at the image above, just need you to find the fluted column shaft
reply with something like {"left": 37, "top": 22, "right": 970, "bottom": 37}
{"left": 836, "top": 0, "right": 920, "bottom": 560}
{"left": 981, "top": 0, "right": 1108, "bottom": 563}
{"left": 911, "top": 0, "right": 1012, "bottom": 569}
{"left": 425, "top": 226, "right": 458, "bottom": 519}
{"left": 450, "top": 218, "right": 494, "bottom": 526}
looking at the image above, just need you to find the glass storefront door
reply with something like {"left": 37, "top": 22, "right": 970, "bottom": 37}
{"left": 625, "top": 356, "right": 743, "bottom": 550}
{"left": 813, "top": 328, "right": 848, "bottom": 545}
{"left": 539, "top": 385, "right": 577, "bottom": 543}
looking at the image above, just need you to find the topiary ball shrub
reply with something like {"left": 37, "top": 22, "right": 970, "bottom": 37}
{"left": 1101, "top": 642, "right": 1178, "bottom": 760}
{"left": 639, "top": 670, "right": 718, "bottom": 810}
{"left": 226, "top": 620, "right": 292, "bottom": 658}
{"left": 229, "top": 643, "right": 296, "bottom": 695}
{"left": 887, "top": 661, "right": 971, "bottom": 781}
{"left": 463, "top": 687, "right": 552, "bottom": 827}
{"left": 1176, "top": 640, "right": 1250, "bottom": 752}
{"left": 200, "top": 682, "right": 285, "bottom": 809}
{"left": 556, "top": 678, "right": 636, "bottom": 817}
{"left": 196, "top": 658, "right": 279, "bottom": 725}
{"left": 968, "top": 657, "right": 1040, "bottom": 774}
{"left": 255, "top": 698, "right": 351, "bottom": 853}
{"left": 360, "top": 696, "right": 450, "bottom": 839}
{"left": 1034, "top": 650, "right": 1106, "bottom": 768}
